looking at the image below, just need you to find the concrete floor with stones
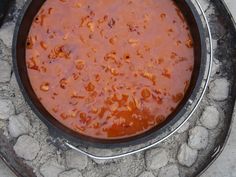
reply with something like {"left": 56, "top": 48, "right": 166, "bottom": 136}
{"left": 0, "top": 0, "right": 236, "bottom": 177}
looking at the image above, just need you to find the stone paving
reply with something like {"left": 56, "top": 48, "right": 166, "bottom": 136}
{"left": 0, "top": 0, "right": 236, "bottom": 177}
{"left": 201, "top": 1, "right": 236, "bottom": 176}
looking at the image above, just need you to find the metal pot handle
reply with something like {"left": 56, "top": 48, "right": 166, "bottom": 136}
{"left": 64, "top": 0, "right": 213, "bottom": 160}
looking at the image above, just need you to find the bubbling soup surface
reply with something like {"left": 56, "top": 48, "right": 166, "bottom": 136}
{"left": 26, "top": 0, "right": 194, "bottom": 139}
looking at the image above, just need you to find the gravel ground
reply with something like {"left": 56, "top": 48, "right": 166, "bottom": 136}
{"left": 0, "top": 0, "right": 236, "bottom": 177}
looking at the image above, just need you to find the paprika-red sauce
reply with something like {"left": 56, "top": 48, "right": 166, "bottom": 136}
{"left": 26, "top": 0, "right": 194, "bottom": 139}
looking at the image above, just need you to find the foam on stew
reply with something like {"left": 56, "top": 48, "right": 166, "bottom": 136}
{"left": 26, "top": 0, "right": 194, "bottom": 139}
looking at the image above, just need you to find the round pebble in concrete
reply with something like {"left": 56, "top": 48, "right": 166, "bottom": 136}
{"left": 208, "top": 78, "right": 229, "bottom": 101}
{"left": 211, "top": 58, "right": 220, "bottom": 76}
{"left": 117, "top": 154, "right": 145, "bottom": 177}
{"left": 200, "top": 106, "right": 220, "bottom": 129}
{"left": 8, "top": 113, "right": 31, "bottom": 138}
{"left": 16, "top": 0, "right": 26, "bottom": 9}
{"left": 0, "top": 60, "right": 11, "bottom": 83}
{"left": 0, "top": 22, "right": 15, "bottom": 48}
{"left": 138, "top": 171, "right": 155, "bottom": 177}
{"left": 145, "top": 148, "right": 168, "bottom": 170}
{"left": 177, "top": 143, "right": 198, "bottom": 167}
{"left": 158, "top": 164, "right": 179, "bottom": 177}
{"left": 0, "top": 99, "right": 15, "bottom": 120}
{"left": 65, "top": 149, "right": 88, "bottom": 170}
{"left": 13, "top": 135, "right": 40, "bottom": 161}
{"left": 188, "top": 126, "right": 209, "bottom": 150}
{"left": 40, "top": 158, "right": 65, "bottom": 177}
{"left": 59, "top": 169, "right": 82, "bottom": 177}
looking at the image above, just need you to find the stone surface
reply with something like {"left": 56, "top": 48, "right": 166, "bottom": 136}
{"left": 138, "top": 171, "right": 155, "bottom": 177}
{"left": 106, "top": 175, "right": 119, "bottom": 177}
{"left": 13, "top": 135, "right": 40, "bottom": 161}
{"left": 188, "top": 126, "right": 209, "bottom": 150}
{"left": 0, "top": 159, "right": 15, "bottom": 177}
{"left": 145, "top": 148, "right": 168, "bottom": 170}
{"left": 59, "top": 169, "right": 82, "bottom": 177}
{"left": 200, "top": 106, "right": 220, "bottom": 129}
{"left": 88, "top": 148, "right": 113, "bottom": 164}
{"left": 0, "top": 99, "right": 14, "bottom": 120}
{"left": 15, "top": 0, "right": 27, "bottom": 9}
{"left": 0, "top": 22, "right": 15, "bottom": 48}
{"left": 65, "top": 149, "right": 88, "bottom": 170}
{"left": 201, "top": 3, "right": 236, "bottom": 177}
{"left": 8, "top": 113, "right": 31, "bottom": 137}
{"left": 0, "top": 60, "right": 11, "bottom": 83}
{"left": 117, "top": 154, "right": 145, "bottom": 177}
{"left": 211, "top": 59, "right": 220, "bottom": 76}
{"left": 177, "top": 122, "right": 190, "bottom": 133}
{"left": 177, "top": 143, "right": 198, "bottom": 167}
{"left": 202, "top": 101, "right": 236, "bottom": 177}
{"left": 10, "top": 74, "right": 20, "bottom": 92}
{"left": 208, "top": 78, "right": 229, "bottom": 101}
{"left": 158, "top": 164, "right": 179, "bottom": 177}
{"left": 40, "top": 158, "right": 65, "bottom": 177}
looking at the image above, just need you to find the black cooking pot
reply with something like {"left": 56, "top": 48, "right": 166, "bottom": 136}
{"left": 12, "top": 0, "right": 207, "bottom": 148}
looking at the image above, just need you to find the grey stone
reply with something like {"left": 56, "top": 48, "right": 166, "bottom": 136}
{"left": 118, "top": 154, "right": 145, "bottom": 177}
{"left": 40, "top": 158, "right": 65, "bottom": 177}
{"left": 0, "top": 99, "right": 15, "bottom": 120}
{"left": 188, "top": 126, "right": 209, "bottom": 150}
{"left": 13, "top": 135, "right": 40, "bottom": 160}
{"left": 65, "top": 149, "right": 88, "bottom": 170}
{"left": 138, "top": 171, "right": 155, "bottom": 177}
{"left": 158, "top": 164, "right": 179, "bottom": 177}
{"left": 177, "top": 122, "right": 190, "bottom": 133}
{"left": 209, "top": 78, "right": 229, "bottom": 101}
{"left": 0, "top": 60, "right": 11, "bottom": 83}
{"left": 15, "top": 0, "right": 27, "bottom": 9}
{"left": 145, "top": 148, "right": 168, "bottom": 170}
{"left": 0, "top": 22, "right": 15, "bottom": 48}
{"left": 8, "top": 113, "right": 31, "bottom": 138}
{"left": 211, "top": 59, "right": 220, "bottom": 76}
{"left": 212, "top": 39, "right": 218, "bottom": 49}
{"left": 177, "top": 143, "right": 198, "bottom": 167}
{"left": 200, "top": 106, "right": 220, "bottom": 129}
{"left": 10, "top": 74, "right": 20, "bottom": 92}
{"left": 59, "top": 169, "right": 83, "bottom": 177}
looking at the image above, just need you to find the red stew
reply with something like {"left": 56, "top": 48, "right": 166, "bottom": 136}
{"left": 26, "top": 0, "right": 194, "bottom": 139}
